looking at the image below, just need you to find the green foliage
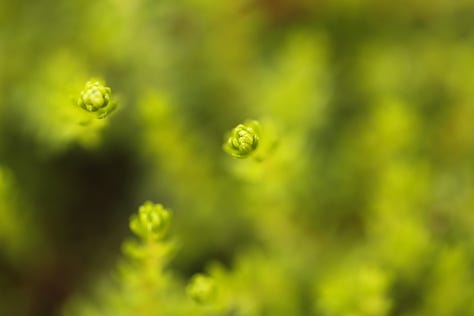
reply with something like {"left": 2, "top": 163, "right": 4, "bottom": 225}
{"left": 223, "top": 121, "right": 260, "bottom": 159}
{"left": 2, "top": 1, "right": 474, "bottom": 316}
{"left": 0, "top": 167, "right": 42, "bottom": 316}
{"left": 0, "top": 168, "right": 22, "bottom": 254}
{"left": 0, "top": 167, "right": 39, "bottom": 261}
{"left": 76, "top": 79, "right": 116, "bottom": 119}
{"left": 316, "top": 261, "right": 392, "bottom": 316}
{"left": 63, "top": 202, "right": 178, "bottom": 316}
{"left": 186, "top": 274, "right": 215, "bottom": 304}
{"left": 129, "top": 202, "right": 171, "bottom": 241}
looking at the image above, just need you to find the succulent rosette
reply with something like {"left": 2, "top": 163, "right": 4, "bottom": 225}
{"left": 223, "top": 120, "right": 260, "bottom": 159}
{"left": 129, "top": 201, "right": 171, "bottom": 241}
{"left": 77, "top": 79, "right": 116, "bottom": 119}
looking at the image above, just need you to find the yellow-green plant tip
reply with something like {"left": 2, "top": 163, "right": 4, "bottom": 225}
{"left": 186, "top": 274, "right": 215, "bottom": 304}
{"left": 76, "top": 79, "right": 116, "bottom": 118}
{"left": 129, "top": 201, "right": 171, "bottom": 241}
{"left": 223, "top": 120, "right": 260, "bottom": 159}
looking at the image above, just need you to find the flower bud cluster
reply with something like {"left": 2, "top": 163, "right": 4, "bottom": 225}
{"left": 77, "top": 80, "right": 116, "bottom": 119}
{"left": 223, "top": 121, "right": 260, "bottom": 158}
{"left": 129, "top": 201, "right": 171, "bottom": 241}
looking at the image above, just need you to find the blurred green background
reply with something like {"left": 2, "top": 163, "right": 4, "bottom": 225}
{"left": 1, "top": 0, "right": 474, "bottom": 315}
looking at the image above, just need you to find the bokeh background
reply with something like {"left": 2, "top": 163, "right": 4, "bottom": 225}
{"left": 1, "top": 0, "right": 474, "bottom": 315}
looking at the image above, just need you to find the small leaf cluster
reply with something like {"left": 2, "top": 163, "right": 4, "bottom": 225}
{"left": 76, "top": 79, "right": 116, "bottom": 119}
{"left": 129, "top": 201, "right": 171, "bottom": 241}
{"left": 223, "top": 121, "right": 260, "bottom": 159}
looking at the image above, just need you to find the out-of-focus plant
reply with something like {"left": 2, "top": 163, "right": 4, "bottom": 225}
{"left": 315, "top": 260, "right": 392, "bottom": 316}
{"left": 64, "top": 202, "right": 301, "bottom": 316}
{"left": 186, "top": 273, "right": 215, "bottom": 304}
{"left": 63, "top": 202, "right": 180, "bottom": 316}
{"left": 0, "top": 167, "right": 25, "bottom": 258}
{"left": 15, "top": 53, "right": 116, "bottom": 152}
{"left": 0, "top": 167, "right": 43, "bottom": 316}
{"left": 2, "top": 0, "right": 474, "bottom": 316}
{"left": 0, "top": 167, "right": 40, "bottom": 261}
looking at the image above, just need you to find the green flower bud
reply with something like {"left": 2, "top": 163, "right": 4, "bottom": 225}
{"left": 186, "top": 274, "right": 215, "bottom": 304}
{"left": 77, "top": 79, "right": 116, "bottom": 119}
{"left": 129, "top": 201, "right": 171, "bottom": 241}
{"left": 223, "top": 120, "right": 260, "bottom": 158}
